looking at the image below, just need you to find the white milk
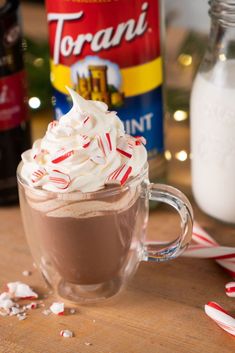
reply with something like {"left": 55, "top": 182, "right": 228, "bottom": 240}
{"left": 190, "top": 60, "right": 235, "bottom": 223}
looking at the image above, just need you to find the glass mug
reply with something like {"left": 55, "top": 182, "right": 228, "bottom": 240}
{"left": 17, "top": 162, "right": 193, "bottom": 303}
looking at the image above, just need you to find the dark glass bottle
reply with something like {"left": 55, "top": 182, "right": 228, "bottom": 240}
{"left": 0, "top": 0, "right": 31, "bottom": 205}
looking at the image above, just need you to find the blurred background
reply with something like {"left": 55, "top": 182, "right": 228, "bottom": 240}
{"left": 21, "top": 0, "right": 210, "bottom": 195}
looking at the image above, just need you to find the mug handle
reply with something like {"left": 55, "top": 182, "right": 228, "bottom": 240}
{"left": 142, "top": 183, "right": 193, "bottom": 262}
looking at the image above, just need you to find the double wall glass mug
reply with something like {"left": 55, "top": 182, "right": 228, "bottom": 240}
{"left": 17, "top": 162, "right": 193, "bottom": 303}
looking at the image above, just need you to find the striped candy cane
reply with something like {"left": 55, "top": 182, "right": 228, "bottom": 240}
{"left": 106, "top": 164, "right": 132, "bottom": 186}
{"left": 116, "top": 137, "right": 133, "bottom": 159}
{"left": 181, "top": 223, "right": 235, "bottom": 337}
{"left": 134, "top": 136, "right": 146, "bottom": 146}
{"left": 97, "top": 132, "right": 113, "bottom": 157}
{"left": 82, "top": 135, "right": 90, "bottom": 148}
{"left": 225, "top": 282, "right": 235, "bottom": 298}
{"left": 205, "top": 302, "right": 235, "bottom": 336}
{"left": 51, "top": 149, "right": 74, "bottom": 164}
{"left": 183, "top": 222, "right": 235, "bottom": 278}
{"left": 49, "top": 170, "right": 71, "bottom": 189}
{"left": 31, "top": 167, "right": 46, "bottom": 183}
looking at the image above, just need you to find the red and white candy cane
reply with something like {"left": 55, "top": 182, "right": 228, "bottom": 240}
{"left": 225, "top": 282, "right": 235, "bottom": 298}
{"left": 116, "top": 137, "right": 133, "bottom": 159}
{"left": 31, "top": 167, "right": 46, "bottom": 183}
{"left": 49, "top": 170, "right": 70, "bottom": 189}
{"left": 97, "top": 132, "right": 113, "bottom": 157}
{"left": 134, "top": 136, "right": 146, "bottom": 146}
{"left": 182, "top": 222, "right": 235, "bottom": 278}
{"left": 60, "top": 329, "right": 73, "bottom": 338}
{"left": 51, "top": 149, "right": 74, "bottom": 164}
{"left": 82, "top": 135, "right": 90, "bottom": 148}
{"left": 106, "top": 164, "right": 132, "bottom": 186}
{"left": 205, "top": 302, "right": 235, "bottom": 336}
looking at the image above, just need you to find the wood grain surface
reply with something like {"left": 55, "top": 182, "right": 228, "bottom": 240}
{"left": 0, "top": 200, "right": 235, "bottom": 353}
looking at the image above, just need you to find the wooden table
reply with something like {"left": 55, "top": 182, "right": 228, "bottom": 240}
{"left": 1, "top": 185, "right": 235, "bottom": 352}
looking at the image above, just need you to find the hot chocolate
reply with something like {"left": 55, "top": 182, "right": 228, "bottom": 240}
{"left": 18, "top": 87, "right": 149, "bottom": 300}
{"left": 19, "top": 185, "right": 141, "bottom": 285}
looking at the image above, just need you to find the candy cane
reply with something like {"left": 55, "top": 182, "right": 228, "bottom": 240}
{"left": 26, "top": 302, "right": 37, "bottom": 310}
{"left": 134, "top": 136, "right": 146, "bottom": 146}
{"left": 184, "top": 246, "right": 235, "bottom": 259}
{"left": 51, "top": 149, "right": 74, "bottom": 164}
{"left": 116, "top": 137, "right": 133, "bottom": 159}
{"left": 7, "top": 282, "right": 38, "bottom": 299}
{"left": 82, "top": 135, "right": 90, "bottom": 148}
{"left": 49, "top": 170, "right": 70, "bottom": 189}
{"left": 97, "top": 132, "right": 113, "bottom": 157}
{"left": 182, "top": 223, "right": 235, "bottom": 277}
{"left": 50, "top": 302, "right": 64, "bottom": 315}
{"left": 31, "top": 167, "right": 46, "bottom": 183}
{"left": 106, "top": 164, "right": 132, "bottom": 186}
{"left": 60, "top": 329, "right": 73, "bottom": 338}
{"left": 205, "top": 302, "right": 235, "bottom": 336}
{"left": 225, "top": 282, "right": 235, "bottom": 298}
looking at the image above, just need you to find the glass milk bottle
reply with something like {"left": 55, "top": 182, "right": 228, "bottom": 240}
{"left": 190, "top": 0, "right": 235, "bottom": 223}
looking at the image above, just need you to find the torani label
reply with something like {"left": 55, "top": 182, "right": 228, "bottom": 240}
{"left": 46, "top": 0, "right": 164, "bottom": 159}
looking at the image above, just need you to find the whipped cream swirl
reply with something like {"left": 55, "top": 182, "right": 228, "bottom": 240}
{"left": 21, "top": 88, "right": 147, "bottom": 193}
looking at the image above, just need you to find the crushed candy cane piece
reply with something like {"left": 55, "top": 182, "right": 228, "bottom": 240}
{"left": 51, "top": 149, "right": 74, "bottom": 164}
{"left": 0, "top": 292, "right": 14, "bottom": 310}
{"left": 106, "top": 164, "right": 132, "bottom": 186}
{"left": 10, "top": 307, "right": 21, "bottom": 316}
{"left": 225, "top": 282, "right": 235, "bottom": 298}
{"left": 22, "top": 270, "right": 31, "bottom": 277}
{"left": 49, "top": 170, "right": 71, "bottom": 189}
{"left": 70, "top": 308, "right": 76, "bottom": 315}
{"left": 42, "top": 309, "right": 51, "bottom": 316}
{"left": 97, "top": 132, "right": 113, "bottom": 157}
{"left": 116, "top": 137, "right": 133, "bottom": 159}
{"left": 60, "top": 329, "right": 73, "bottom": 338}
{"left": 50, "top": 302, "right": 64, "bottom": 315}
{"left": 17, "top": 313, "right": 27, "bottom": 321}
{"left": 31, "top": 168, "right": 47, "bottom": 183}
{"left": 7, "top": 282, "right": 38, "bottom": 299}
{"left": 82, "top": 135, "right": 91, "bottom": 148}
{"left": 134, "top": 136, "right": 146, "bottom": 146}
{"left": 26, "top": 302, "right": 37, "bottom": 310}
{"left": 0, "top": 299, "right": 14, "bottom": 310}
{"left": 84, "top": 342, "right": 92, "bottom": 346}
